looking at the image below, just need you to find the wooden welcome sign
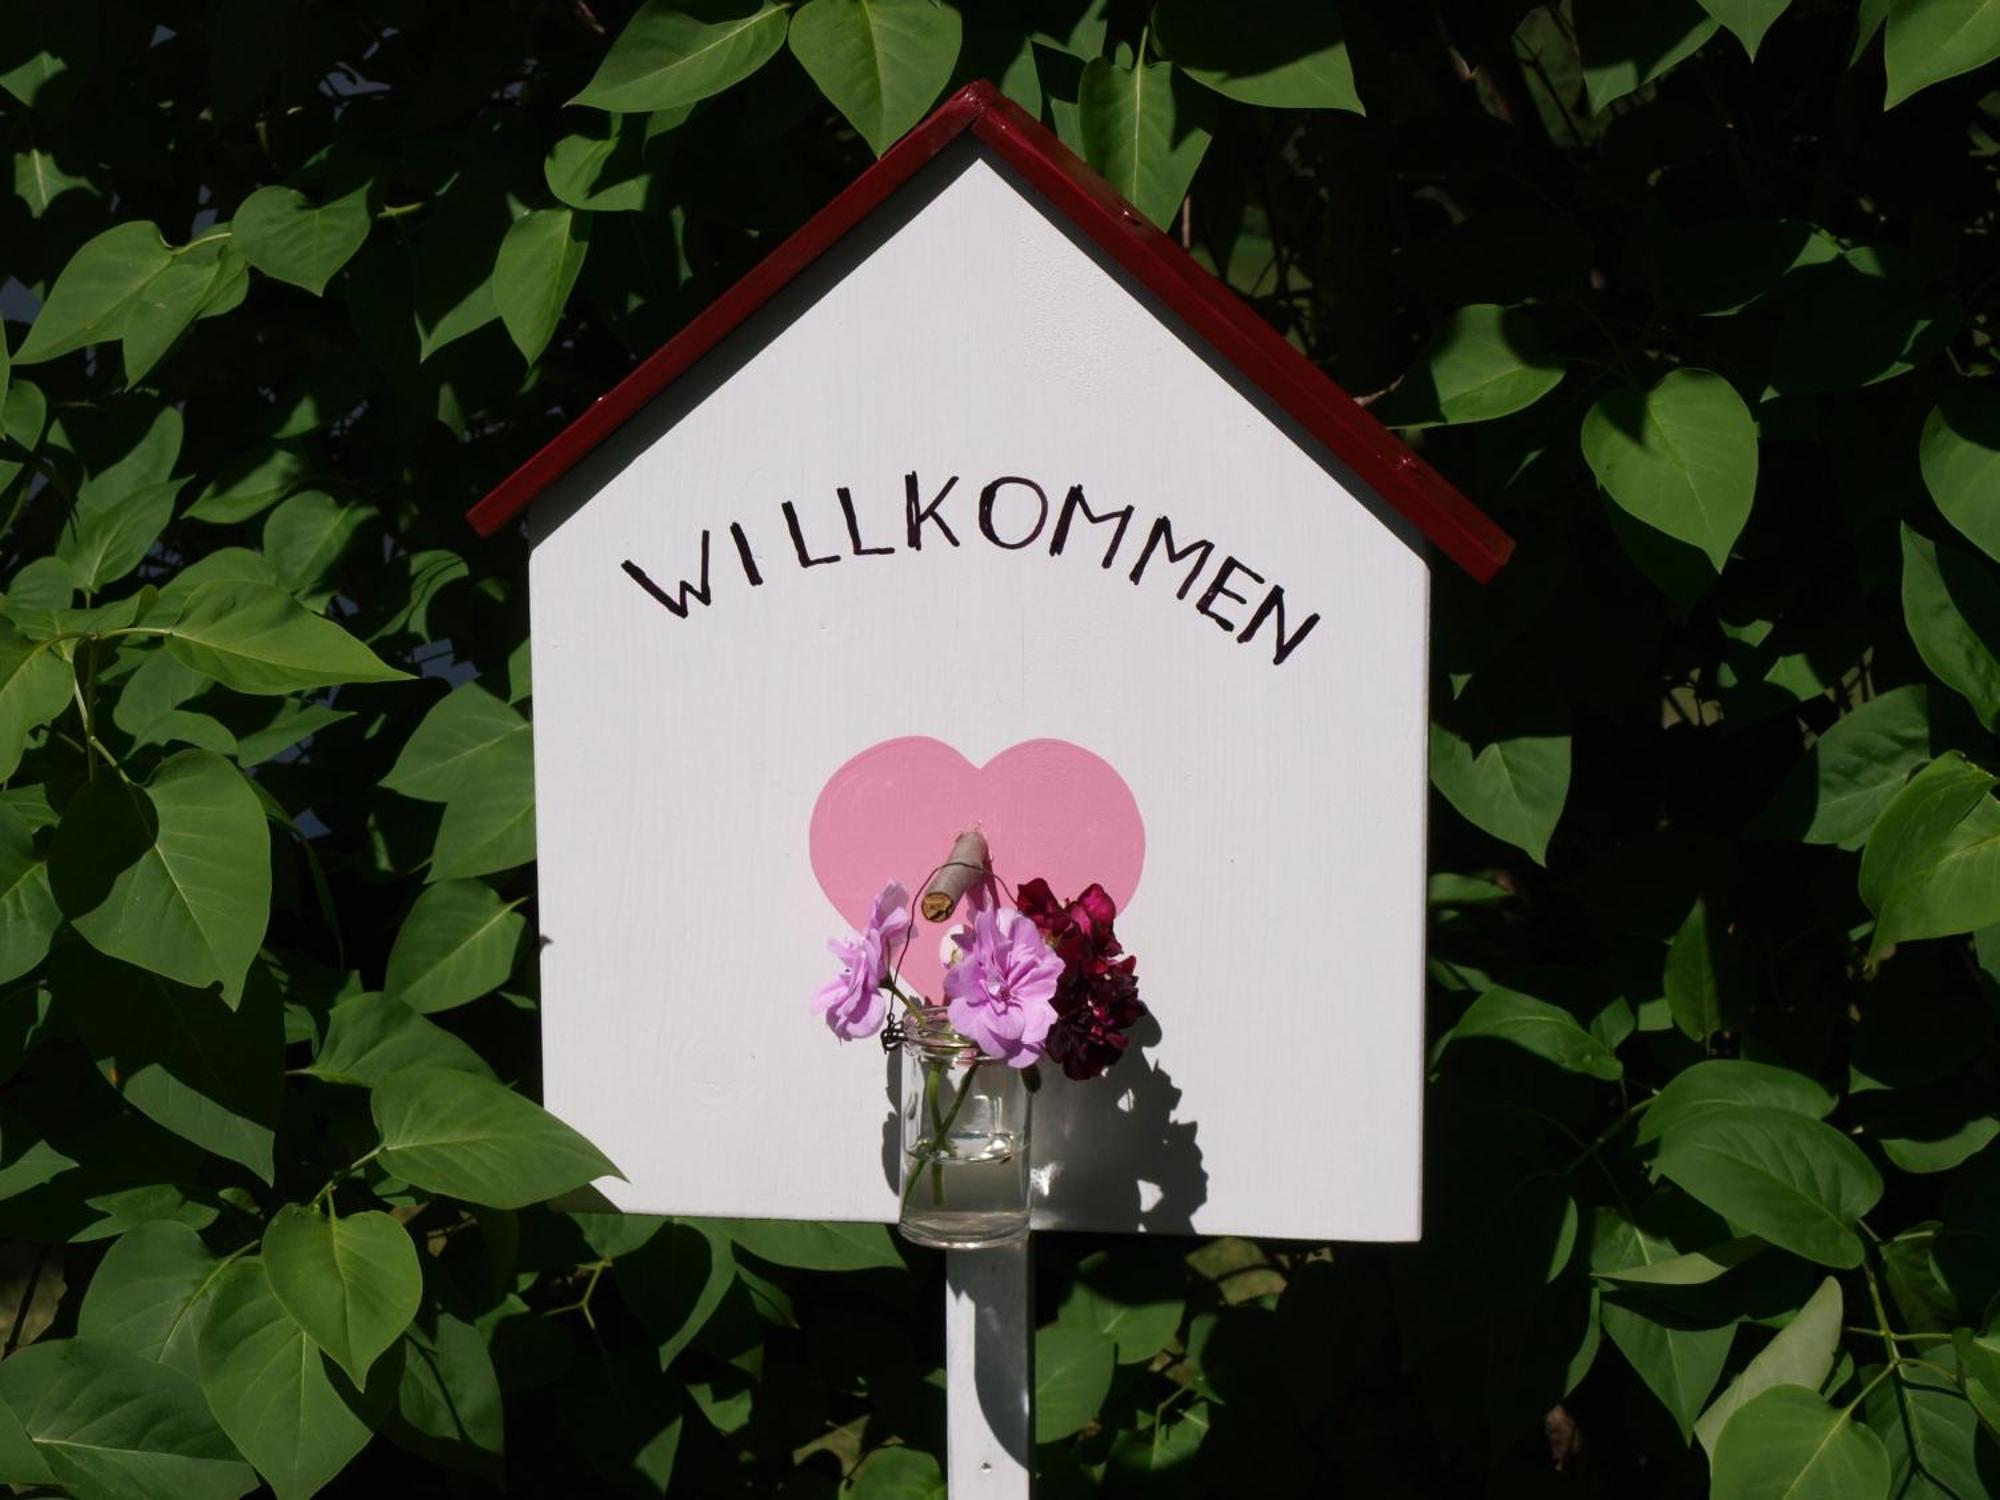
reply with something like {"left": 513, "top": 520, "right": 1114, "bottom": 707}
{"left": 468, "top": 83, "right": 1508, "bottom": 1256}
{"left": 469, "top": 80, "right": 1507, "bottom": 1493}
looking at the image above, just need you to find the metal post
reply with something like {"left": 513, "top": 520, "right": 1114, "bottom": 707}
{"left": 944, "top": 1240, "right": 1034, "bottom": 1496}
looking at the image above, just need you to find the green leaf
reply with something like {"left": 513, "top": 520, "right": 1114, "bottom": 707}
{"left": 0, "top": 0, "right": 96, "bottom": 115}
{"left": 1576, "top": 0, "right": 1721, "bottom": 113}
{"left": 164, "top": 581, "right": 410, "bottom": 694}
{"left": 1698, "top": 0, "right": 1793, "bottom": 57}
{"left": 1884, "top": 0, "right": 2000, "bottom": 108}
{"left": 235, "top": 181, "right": 372, "bottom": 297}
{"left": 1035, "top": 1323, "right": 1115, "bottom": 1443}
{"left": 133, "top": 709, "right": 241, "bottom": 758}
{"left": 1588, "top": 1190, "right": 1760, "bottom": 1287}
{"left": 51, "top": 751, "right": 271, "bottom": 1003}
{"left": 1859, "top": 754, "right": 2000, "bottom": 951}
{"left": 0, "top": 379, "right": 48, "bottom": 501}
{"left": 572, "top": 1212, "right": 667, "bottom": 1261}
{"left": 263, "top": 1205, "right": 422, "bottom": 1387}
{"left": 303, "top": 994, "right": 496, "bottom": 1087}
{"left": 1655, "top": 1107, "right": 1883, "bottom": 1268}
{"left": 494, "top": 208, "right": 590, "bottom": 364}
{"left": 1106, "top": 1402, "right": 1211, "bottom": 1483}
{"left": 1380, "top": 304, "right": 1566, "bottom": 428}
{"left": 371, "top": 1066, "right": 621, "bottom": 1209}
{"left": 1581, "top": 369, "right": 1757, "bottom": 572}
{"left": 559, "top": 1343, "right": 685, "bottom": 1489}
{"left": 957, "top": 3, "right": 1041, "bottom": 115}
{"left": 381, "top": 1310, "right": 504, "bottom": 1483}
{"left": 1664, "top": 217, "right": 1841, "bottom": 316}
{"left": 1883, "top": 1223, "right": 1960, "bottom": 1330}
{"left": 1153, "top": 0, "right": 1361, "bottom": 111}
{"left": 60, "top": 398, "right": 180, "bottom": 503}
{"left": 1695, "top": 1276, "right": 1845, "bottom": 1455}
{"left": 1595, "top": 1236, "right": 1763, "bottom": 1286}
{"left": 0, "top": 1103, "right": 77, "bottom": 1203}
{"left": 0, "top": 802, "right": 59, "bottom": 984}
{"left": 115, "top": 655, "right": 213, "bottom": 746}
{"left": 412, "top": 189, "right": 509, "bottom": 363}
{"left": 233, "top": 702, "right": 353, "bottom": 768}
{"left": 1637, "top": 1059, "right": 1836, "bottom": 1144}
{"left": 544, "top": 112, "right": 680, "bottom": 213}
{"left": 620, "top": 1219, "right": 739, "bottom": 1366}
{"left": 1076, "top": 58, "right": 1215, "bottom": 230}
{"left": 1445, "top": 985, "right": 1624, "bottom": 1081}
{"left": 154, "top": 553, "right": 279, "bottom": 617}
{"left": 120, "top": 240, "right": 234, "bottom": 385}
{"left": 14, "top": 221, "right": 172, "bottom": 363}
{"left": 1599, "top": 1292, "right": 1733, "bottom": 1441}
{"left": 1427, "top": 716, "right": 1570, "bottom": 865}
{"left": 55, "top": 477, "right": 178, "bottom": 592}
{"left": 1921, "top": 387, "right": 2000, "bottom": 565}
{"left": 57, "top": 947, "right": 283, "bottom": 1179}
{"left": 571, "top": 0, "right": 788, "bottom": 112}
{"left": 847, "top": 1445, "right": 946, "bottom": 1499}
{"left": 197, "top": 1260, "right": 383, "bottom": 1500}
{"left": 1856, "top": 0, "right": 1897, "bottom": 59}
{"left": 186, "top": 441, "right": 316, "bottom": 524}
{"left": 262, "top": 492, "right": 377, "bottom": 602}
{"left": 384, "top": 880, "right": 524, "bottom": 1014}
{"left": 0, "top": 1389, "right": 53, "bottom": 1487}
{"left": 1865, "top": 1361, "right": 1990, "bottom": 1500}
{"left": 383, "top": 684, "right": 530, "bottom": 802}
{"left": 0, "top": 555, "right": 69, "bottom": 642}
{"left": 788, "top": 0, "right": 964, "bottom": 156}
{"left": 76, "top": 1220, "right": 226, "bottom": 1374}
{"left": 0, "top": 620, "right": 74, "bottom": 779}
{"left": 12, "top": 145, "right": 95, "bottom": 218}
{"left": 428, "top": 729, "right": 536, "bottom": 882}
{"left": 1956, "top": 1310, "right": 2000, "bottom": 1416}
{"left": 0, "top": 1336, "right": 256, "bottom": 1500}
{"left": 1664, "top": 897, "right": 1747, "bottom": 1043}
{"left": 1711, "top": 1386, "right": 1889, "bottom": 1500}
{"left": 1904, "top": 528, "right": 2000, "bottom": 736}
{"left": 1058, "top": 1246, "right": 1187, "bottom": 1365}
{"left": 1870, "top": 1091, "right": 2000, "bottom": 1175}
{"left": 1769, "top": 248, "right": 1961, "bottom": 395}
{"left": 1756, "top": 684, "right": 1933, "bottom": 848}
{"left": 716, "top": 1218, "right": 904, "bottom": 1271}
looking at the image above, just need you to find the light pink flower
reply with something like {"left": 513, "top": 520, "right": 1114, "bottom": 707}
{"left": 813, "top": 881, "right": 911, "bottom": 1040}
{"left": 943, "top": 906, "right": 1063, "bottom": 1068}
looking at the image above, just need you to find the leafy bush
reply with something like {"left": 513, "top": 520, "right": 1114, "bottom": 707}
{"left": 2, "top": 1, "right": 1999, "bottom": 1496}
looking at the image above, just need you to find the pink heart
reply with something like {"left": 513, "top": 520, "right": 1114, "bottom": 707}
{"left": 809, "top": 737, "right": 1146, "bottom": 1000}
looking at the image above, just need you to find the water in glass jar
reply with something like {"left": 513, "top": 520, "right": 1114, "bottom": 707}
{"left": 899, "top": 1126, "right": 1030, "bottom": 1249}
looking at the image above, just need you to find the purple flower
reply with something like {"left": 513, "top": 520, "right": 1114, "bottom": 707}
{"left": 943, "top": 906, "right": 1063, "bottom": 1068}
{"left": 813, "top": 881, "right": 911, "bottom": 1040}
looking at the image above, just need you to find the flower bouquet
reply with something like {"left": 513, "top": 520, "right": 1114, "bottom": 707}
{"left": 812, "top": 831, "right": 1147, "bottom": 1249}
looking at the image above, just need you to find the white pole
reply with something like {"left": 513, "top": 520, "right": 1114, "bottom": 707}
{"left": 944, "top": 1241, "right": 1034, "bottom": 1497}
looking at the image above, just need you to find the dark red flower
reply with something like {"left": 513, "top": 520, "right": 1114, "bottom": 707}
{"left": 1015, "top": 877, "right": 1146, "bottom": 1081}
{"left": 1016, "top": 878, "right": 1123, "bottom": 978}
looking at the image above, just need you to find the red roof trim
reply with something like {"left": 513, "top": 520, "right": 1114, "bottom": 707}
{"left": 466, "top": 81, "right": 1512, "bottom": 581}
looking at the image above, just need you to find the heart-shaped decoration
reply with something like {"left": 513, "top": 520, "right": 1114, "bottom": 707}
{"left": 809, "top": 737, "right": 1145, "bottom": 999}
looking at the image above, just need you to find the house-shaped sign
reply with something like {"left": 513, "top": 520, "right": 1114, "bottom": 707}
{"left": 469, "top": 82, "right": 1510, "bottom": 1246}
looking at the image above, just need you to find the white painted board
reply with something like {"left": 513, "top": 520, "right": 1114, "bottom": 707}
{"left": 528, "top": 139, "right": 1429, "bottom": 1242}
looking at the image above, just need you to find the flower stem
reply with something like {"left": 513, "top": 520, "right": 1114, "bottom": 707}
{"left": 901, "top": 1054, "right": 983, "bottom": 1212}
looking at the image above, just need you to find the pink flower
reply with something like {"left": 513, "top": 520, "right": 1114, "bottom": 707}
{"left": 813, "top": 882, "right": 911, "bottom": 1040}
{"left": 943, "top": 906, "right": 1063, "bottom": 1068}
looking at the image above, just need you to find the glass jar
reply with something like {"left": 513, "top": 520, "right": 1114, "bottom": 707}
{"left": 896, "top": 1009, "right": 1032, "bottom": 1249}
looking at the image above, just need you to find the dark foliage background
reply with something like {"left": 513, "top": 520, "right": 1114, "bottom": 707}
{"left": 2, "top": 1, "right": 2000, "bottom": 1496}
